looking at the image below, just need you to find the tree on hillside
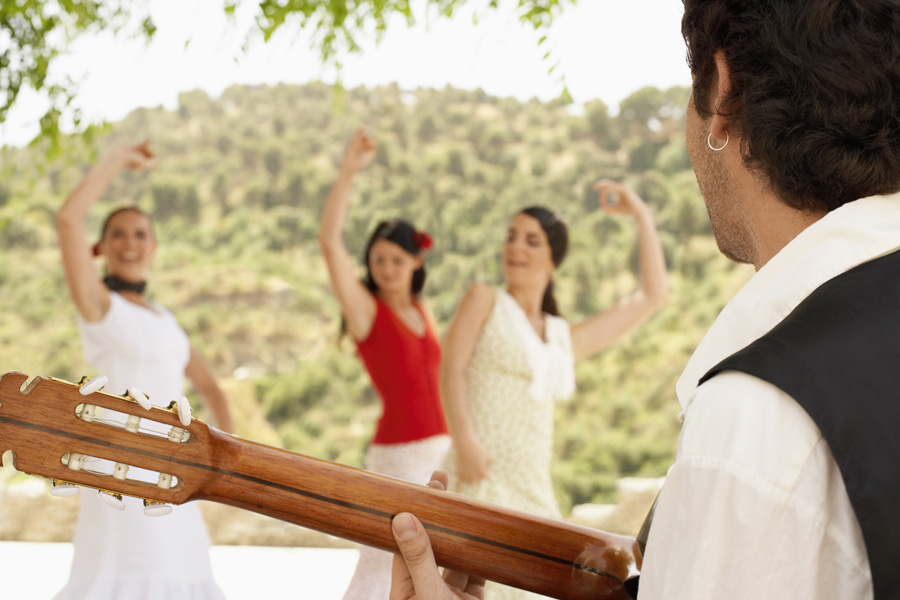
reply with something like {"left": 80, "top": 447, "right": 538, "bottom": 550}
{"left": 618, "top": 85, "right": 690, "bottom": 139}
{"left": 2, "top": 0, "right": 577, "bottom": 151}
{"left": 584, "top": 99, "right": 621, "bottom": 151}
{"left": 264, "top": 145, "right": 283, "bottom": 178}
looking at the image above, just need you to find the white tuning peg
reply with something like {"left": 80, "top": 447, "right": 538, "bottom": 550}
{"left": 66, "top": 453, "right": 85, "bottom": 471}
{"left": 113, "top": 463, "right": 129, "bottom": 481}
{"left": 80, "top": 404, "right": 97, "bottom": 423}
{"left": 127, "top": 387, "right": 151, "bottom": 411}
{"left": 125, "top": 414, "right": 141, "bottom": 433}
{"left": 79, "top": 375, "right": 108, "bottom": 396}
{"left": 98, "top": 490, "right": 126, "bottom": 511}
{"left": 50, "top": 480, "right": 81, "bottom": 497}
{"left": 168, "top": 427, "right": 186, "bottom": 443}
{"left": 176, "top": 396, "right": 192, "bottom": 427}
{"left": 157, "top": 473, "right": 173, "bottom": 490}
{"left": 143, "top": 501, "right": 174, "bottom": 517}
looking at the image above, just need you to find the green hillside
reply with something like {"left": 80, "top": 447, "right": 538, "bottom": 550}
{"left": 0, "top": 82, "right": 752, "bottom": 513}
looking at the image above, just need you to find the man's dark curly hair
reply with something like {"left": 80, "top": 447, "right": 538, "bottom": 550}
{"left": 682, "top": 0, "right": 900, "bottom": 212}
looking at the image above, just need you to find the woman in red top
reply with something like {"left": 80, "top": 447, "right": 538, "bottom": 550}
{"left": 318, "top": 127, "right": 450, "bottom": 600}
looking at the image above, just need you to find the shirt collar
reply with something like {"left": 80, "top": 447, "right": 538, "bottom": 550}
{"left": 676, "top": 193, "right": 900, "bottom": 411}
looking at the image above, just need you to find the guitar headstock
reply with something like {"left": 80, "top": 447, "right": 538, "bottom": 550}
{"left": 0, "top": 371, "right": 222, "bottom": 509}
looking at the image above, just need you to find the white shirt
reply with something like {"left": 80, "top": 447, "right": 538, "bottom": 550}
{"left": 639, "top": 194, "right": 900, "bottom": 600}
{"left": 77, "top": 291, "right": 190, "bottom": 404}
{"left": 494, "top": 288, "right": 576, "bottom": 403}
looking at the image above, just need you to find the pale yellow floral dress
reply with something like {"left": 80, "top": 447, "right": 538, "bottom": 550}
{"left": 445, "top": 287, "right": 576, "bottom": 599}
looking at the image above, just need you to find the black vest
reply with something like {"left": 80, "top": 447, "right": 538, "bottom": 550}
{"left": 698, "top": 249, "right": 900, "bottom": 599}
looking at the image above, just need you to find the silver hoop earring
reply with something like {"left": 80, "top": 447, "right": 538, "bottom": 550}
{"left": 708, "top": 132, "right": 729, "bottom": 151}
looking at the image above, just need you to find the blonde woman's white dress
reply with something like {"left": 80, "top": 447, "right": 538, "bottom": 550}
{"left": 54, "top": 292, "right": 225, "bottom": 600}
{"left": 445, "top": 287, "right": 576, "bottom": 600}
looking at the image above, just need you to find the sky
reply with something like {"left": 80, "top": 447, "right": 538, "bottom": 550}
{"left": 1, "top": 0, "right": 692, "bottom": 147}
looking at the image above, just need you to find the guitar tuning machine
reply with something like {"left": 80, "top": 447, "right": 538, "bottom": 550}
{"left": 167, "top": 396, "right": 193, "bottom": 427}
{"left": 125, "top": 387, "right": 152, "bottom": 411}
{"left": 76, "top": 376, "right": 109, "bottom": 424}
{"left": 143, "top": 500, "right": 174, "bottom": 517}
{"left": 98, "top": 490, "right": 126, "bottom": 511}
{"left": 78, "top": 375, "right": 108, "bottom": 396}
{"left": 164, "top": 397, "right": 192, "bottom": 443}
{"left": 49, "top": 479, "right": 81, "bottom": 497}
{"left": 167, "top": 427, "right": 190, "bottom": 443}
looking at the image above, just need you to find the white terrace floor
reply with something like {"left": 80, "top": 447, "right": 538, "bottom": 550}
{"left": 0, "top": 542, "right": 359, "bottom": 600}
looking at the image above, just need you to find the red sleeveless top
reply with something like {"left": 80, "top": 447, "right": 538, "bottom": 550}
{"left": 355, "top": 296, "right": 448, "bottom": 444}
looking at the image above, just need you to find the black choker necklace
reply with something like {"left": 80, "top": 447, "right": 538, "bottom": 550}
{"left": 103, "top": 275, "right": 147, "bottom": 295}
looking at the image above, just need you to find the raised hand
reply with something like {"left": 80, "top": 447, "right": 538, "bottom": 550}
{"left": 340, "top": 127, "right": 379, "bottom": 174}
{"left": 569, "top": 178, "right": 668, "bottom": 360}
{"left": 113, "top": 141, "right": 157, "bottom": 171}
{"left": 390, "top": 471, "right": 487, "bottom": 600}
{"left": 593, "top": 179, "right": 650, "bottom": 219}
{"left": 319, "top": 126, "right": 381, "bottom": 340}
{"left": 58, "top": 140, "right": 159, "bottom": 322}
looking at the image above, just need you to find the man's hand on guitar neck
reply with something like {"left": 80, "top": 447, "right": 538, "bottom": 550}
{"left": 390, "top": 471, "right": 486, "bottom": 600}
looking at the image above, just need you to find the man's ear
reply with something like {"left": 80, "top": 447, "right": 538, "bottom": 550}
{"left": 710, "top": 50, "right": 734, "bottom": 142}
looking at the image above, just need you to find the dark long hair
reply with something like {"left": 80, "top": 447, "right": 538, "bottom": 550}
{"left": 340, "top": 219, "right": 428, "bottom": 338}
{"left": 519, "top": 206, "right": 568, "bottom": 317}
{"left": 361, "top": 219, "right": 427, "bottom": 295}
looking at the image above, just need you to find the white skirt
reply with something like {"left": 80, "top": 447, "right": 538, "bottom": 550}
{"left": 342, "top": 434, "right": 451, "bottom": 600}
{"left": 54, "top": 489, "right": 224, "bottom": 600}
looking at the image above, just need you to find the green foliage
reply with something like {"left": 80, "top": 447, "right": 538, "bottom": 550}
{"left": 417, "top": 113, "right": 439, "bottom": 143}
{"left": 257, "top": 365, "right": 331, "bottom": 421}
{"left": 262, "top": 145, "right": 282, "bottom": 178}
{"left": 584, "top": 99, "right": 620, "bottom": 151}
{"left": 150, "top": 175, "right": 200, "bottom": 223}
{"left": 0, "top": 81, "right": 749, "bottom": 511}
{"left": 0, "top": 0, "right": 153, "bottom": 154}
{"left": 655, "top": 139, "right": 692, "bottom": 175}
{"left": 618, "top": 85, "right": 690, "bottom": 137}
{"left": 628, "top": 140, "right": 665, "bottom": 172}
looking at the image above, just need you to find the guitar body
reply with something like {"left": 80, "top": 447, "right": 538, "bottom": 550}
{"left": 0, "top": 371, "right": 640, "bottom": 599}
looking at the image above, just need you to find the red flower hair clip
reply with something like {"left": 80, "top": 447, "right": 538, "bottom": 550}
{"left": 413, "top": 231, "right": 433, "bottom": 251}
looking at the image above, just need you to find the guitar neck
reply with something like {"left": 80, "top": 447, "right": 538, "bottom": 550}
{"left": 200, "top": 431, "right": 639, "bottom": 600}
{"left": 0, "top": 371, "right": 638, "bottom": 600}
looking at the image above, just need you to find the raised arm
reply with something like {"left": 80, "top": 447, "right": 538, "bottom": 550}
{"left": 56, "top": 142, "right": 156, "bottom": 322}
{"left": 185, "top": 347, "right": 234, "bottom": 434}
{"left": 318, "top": 128, "right": 379, "bottom": 341}
{"left": 569, "top": 180, "right": 669, "bottom": 360}
{"left": 440, "top": 283, "right": 495, "bottom": 486}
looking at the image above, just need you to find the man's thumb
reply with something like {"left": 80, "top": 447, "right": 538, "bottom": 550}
{"left": 393, "top": 513, "right": 429, "bottom": 562}
{"left": 392, "top": 513, "right": 445, "bottom": 592}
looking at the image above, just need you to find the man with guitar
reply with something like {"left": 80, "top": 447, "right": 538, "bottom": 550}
{"left": 390, "top": 1, "right": 900, "bottom": 599}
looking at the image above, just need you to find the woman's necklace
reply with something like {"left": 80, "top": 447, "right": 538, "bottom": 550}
{"left": 103, "top": 275, "right": 147, "bottom": 294}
